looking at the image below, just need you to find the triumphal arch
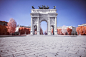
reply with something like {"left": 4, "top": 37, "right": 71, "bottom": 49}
{"left": 30, "top": 5, "right": 58, "bottom": 35}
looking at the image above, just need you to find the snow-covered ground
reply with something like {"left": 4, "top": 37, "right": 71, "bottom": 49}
{"left": 0, "top": 35, "right": 86, "bottom": 57}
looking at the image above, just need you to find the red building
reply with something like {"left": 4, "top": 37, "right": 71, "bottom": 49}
{"left": 0, "top": 21, "right": 9, "bottom": 35}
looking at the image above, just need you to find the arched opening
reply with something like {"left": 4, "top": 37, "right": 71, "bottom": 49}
{"left": 34, "top": 25, "right": 37, "bottom": 35}
{"left": 40, "top": 21, "right": 47, "bottom": 35}
{"left": 51, "top": 25, "right": 54, "bottom": 35}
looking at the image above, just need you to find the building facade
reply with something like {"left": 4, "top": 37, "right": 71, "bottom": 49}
{"left": 14, "top": 25, "right": 31, "bottom": 35}
{"left": 78, "top": 24, "right": 86, "bottom": 27}
{"left": 0, "top": 21, "right": 8, "bottom": 26}
{"left": 57, "top": 26, "right": 77, "bottom": 35}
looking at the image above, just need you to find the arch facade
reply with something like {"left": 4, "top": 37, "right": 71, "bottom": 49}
{"left": 30, "top": 9, "right": 58, "bottom": 35}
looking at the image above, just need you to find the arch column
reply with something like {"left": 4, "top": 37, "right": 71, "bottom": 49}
{"left": 30, "top": 17, "right": 33, "bottom": 35}
{"left": 48, "top": 17, "right": 51, "bottom": 35}
{"left": 51, "top": 26, "right": 53, "bottom": 35}
{"left": 37, "top": 17, "right": 40, "bottom": 35}
{"left": 54, "top": 17, "right": 57, "bottom": 35}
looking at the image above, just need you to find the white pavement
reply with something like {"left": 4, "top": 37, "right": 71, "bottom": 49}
{"left": 0, "top": 35, "right": 86, "bottom": 57}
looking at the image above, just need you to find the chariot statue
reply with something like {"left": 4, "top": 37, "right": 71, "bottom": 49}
{"left": 32, "top": 5, "right": 56, "bottom": 9}
{"left": 38, "top": 5, "right": 49, "bottom": 9}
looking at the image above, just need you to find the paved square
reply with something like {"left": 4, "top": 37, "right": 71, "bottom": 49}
{"left": 0, "top": 35, "right": 86, "bottom": 57}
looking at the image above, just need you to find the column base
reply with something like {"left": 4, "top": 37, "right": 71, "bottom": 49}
{"left": 48, "top": 31, "right": 51, "bottom": 35}
{"left": 37, "top": 31, "right": 40, "bottom": 35}
{"left": 54, "top": 31, "right": 57, "bottom": 35}
{"left": 30, "top": 31, "right": 33, "bottom": 35}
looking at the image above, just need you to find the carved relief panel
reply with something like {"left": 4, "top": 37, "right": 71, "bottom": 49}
{"left": 32, "top": 14, "right": 39, "bottom": 16}
{"left": 49, "top": 14, "right": 56, "bottom": 17}
{"left": 50, "top": 17, "right": 55, "bottom": 25}
{"left": 39, "top": 17, "right": 48, "bottom": 23}
{"left": 32, "top": 17, "right": 37, "bottom": 25}
{"left": 39, "top": 14, "right": 48, "bottom": 17}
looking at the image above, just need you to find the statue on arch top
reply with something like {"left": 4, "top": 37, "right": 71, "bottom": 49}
{"left": 32, "top": 6, "right": 35, "bottom": 9}
{"left": 53, "top": 6, "right": 56, "bottom": 9}
{"left": 38, "top": 5, "right": 49, "bottom": 9}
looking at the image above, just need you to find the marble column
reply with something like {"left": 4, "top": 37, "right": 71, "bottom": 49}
{"left": 48, "top": 17, "right": 51, "bottom": 35}
{"left": 54, "top": 17, "right": 57, "bottom": 35}
{"left": 37, "top": 17, "right": 40, "bottom": 35}
{"left": 30, "top": 17, "right": 33, "bottom": 35}
{"left": 51, "top": 26, "right": 53, "bottom": 35}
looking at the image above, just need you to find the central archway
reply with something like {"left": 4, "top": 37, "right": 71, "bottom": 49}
{"left": 40, "top": 20, "right": 48, "bottom": 35}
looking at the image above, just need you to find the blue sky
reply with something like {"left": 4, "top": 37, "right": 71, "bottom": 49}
{"left": 0, "top": 0, "right": 86, "bottom": 33}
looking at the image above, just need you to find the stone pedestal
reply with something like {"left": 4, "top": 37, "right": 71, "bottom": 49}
{"left": 30, "top": 31, "right": 33, "bottom": 35}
